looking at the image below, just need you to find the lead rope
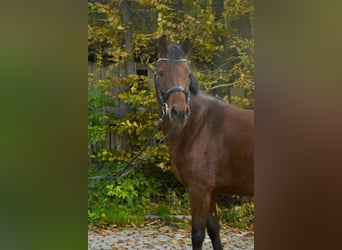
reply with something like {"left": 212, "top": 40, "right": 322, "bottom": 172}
{"left": 88, "top": 114, "right": 174, "bottom": 180}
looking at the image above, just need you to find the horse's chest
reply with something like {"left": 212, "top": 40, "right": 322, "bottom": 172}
{"left": 169, "top": 155, "right": 185, "bottom": 184}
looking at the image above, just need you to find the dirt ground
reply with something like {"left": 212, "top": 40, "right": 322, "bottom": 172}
{"left": 88, "top": 221, "right": 254, "bottom": 250}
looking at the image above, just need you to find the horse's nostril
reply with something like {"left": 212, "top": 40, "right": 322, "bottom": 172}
{"left": 185, "top": 106, "right": 190, "bottom": 117}
{"left": 171, "top": 106, "right": 179, "bottom": 117}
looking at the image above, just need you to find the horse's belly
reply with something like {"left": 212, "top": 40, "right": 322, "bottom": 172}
{"left": 215, "top": 168, "right": 254, "bottom": 195}
{"left": 215, "top": 182, "right": 253, "bottom": 196}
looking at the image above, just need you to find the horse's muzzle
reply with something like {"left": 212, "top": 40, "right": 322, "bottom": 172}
{"left": 169, "top": 105, "right": 190, "bottom": 127}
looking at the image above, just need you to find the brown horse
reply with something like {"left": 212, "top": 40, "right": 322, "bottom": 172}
{"left": 154, "top": 35, "right": 254, "bottom": 250}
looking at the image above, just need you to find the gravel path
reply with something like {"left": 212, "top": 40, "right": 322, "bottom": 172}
{"left": 88, "top": 221, "right": 254, "bottom": 250}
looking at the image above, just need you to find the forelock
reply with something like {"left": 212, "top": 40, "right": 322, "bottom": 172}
{"left": 166, "top": 45, "right": 186, "bottom": 60}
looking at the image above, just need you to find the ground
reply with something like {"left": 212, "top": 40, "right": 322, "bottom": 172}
{"left": 88, "top": 220, "right": 254, "bottom": 250}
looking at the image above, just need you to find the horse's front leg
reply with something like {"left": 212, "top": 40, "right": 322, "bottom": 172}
{"left": 207, "top": 194, "right": 223, "bottom": 250}
{"left": 189, "top": 187, "right": 211, "bottom": 250}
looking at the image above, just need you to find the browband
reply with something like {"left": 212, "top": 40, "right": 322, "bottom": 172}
{"left": 157, "top": 58, "right": 188, "bottom": 63}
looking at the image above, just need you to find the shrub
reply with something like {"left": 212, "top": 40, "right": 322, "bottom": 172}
{"left": 220, "top": 201, "right": 254, "bottom": 229}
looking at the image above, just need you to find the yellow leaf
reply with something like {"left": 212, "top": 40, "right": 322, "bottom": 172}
{"left": 130, "top": 86, "right": 137, "bottom": 93}
{"left": 117, "top": 25, "right": 125, "bottom": 30}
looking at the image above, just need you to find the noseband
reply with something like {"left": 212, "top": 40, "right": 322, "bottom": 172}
{"left": 154, "top": 58, "right": 191, "bottom": 115}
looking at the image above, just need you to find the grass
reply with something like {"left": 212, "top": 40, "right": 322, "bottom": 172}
{"left": 102, "top": 208, "right": 144, "bottom": 226}
{"left": 155, "top": 203, "right": 171, "bottom": 220}
{"left": 88, "top": 184, "right": 254, "bottom": 230}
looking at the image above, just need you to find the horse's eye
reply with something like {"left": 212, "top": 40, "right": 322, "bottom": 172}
{"left": 158, "top": 71, "right": 163, "bottom": 77}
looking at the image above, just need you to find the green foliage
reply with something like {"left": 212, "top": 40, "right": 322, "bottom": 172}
{"left": 88, "top": 167, "right": 162, "bottom": 226}
{"left": 101, "top": 205, "right": 144, "bottom": 226}
{"left": 164, "top": 189, "right": 190, "bottom": 215}
{"left": 219, "top": 202, "right": 254, "bottom": 229}
{"left": 224, "top": 0, "right": 254, "bottom": 20}
{"left": 226, "top": 37, "right": 254, "bottom": 108}
{"left": 106, "top": 172, "right": 161, "bottom": 206}
{"left": 88, "top": 209, "right": 100, "bottom": 225}
{"left": 155, "top": 203, "right": 171, "bottom": 220}
{"left": 88, "top": 82, "right": 117, "bottom": 153}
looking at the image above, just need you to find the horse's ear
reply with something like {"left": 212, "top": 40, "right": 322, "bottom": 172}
{"left": 181, "top": 38, "right": 191, "bottom": 58}
{"left": 158, "top": 35, "right": 168, "bottom": 58}
{"left": 189, "top": 74, "right": 200, "bottom": 94}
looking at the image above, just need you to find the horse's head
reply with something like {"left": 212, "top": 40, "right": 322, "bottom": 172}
{"left": 155, "top": 35, "right": 199, "bottom": 128}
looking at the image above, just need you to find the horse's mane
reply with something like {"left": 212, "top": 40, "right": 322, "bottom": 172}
{"left": 212, "top": 94, "right": 228, "bottom": 104}
{"left": 198, "top": 91, "right": 228, "bottom": 105}
{"left": 189, "top": 74, "right": 200, "bottom": 95}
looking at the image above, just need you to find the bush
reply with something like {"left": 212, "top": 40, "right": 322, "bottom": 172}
{"left": 106, "top": 172, "right": 161, "bottom": 206}
{"left": 88, "top": 164, "right": 162, "bottom": 226}
{"left": 220, "top": 201, "right": 254, "bottom": 229}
